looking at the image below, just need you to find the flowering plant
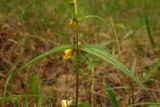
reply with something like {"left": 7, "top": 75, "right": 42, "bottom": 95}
{"left": 4, "top": 0, "right": 144, "bottom": 107}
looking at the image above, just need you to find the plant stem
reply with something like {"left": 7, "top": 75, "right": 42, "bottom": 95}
{"left": 74, "top": 0, "right": 79, "bottom": 107}
{"left": 75, "top": 22, "right": 79, "bottom": 107}
{"left": 91, "top": 64, "right": 94, "bottom": 107}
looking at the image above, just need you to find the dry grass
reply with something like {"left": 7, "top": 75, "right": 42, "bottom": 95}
{"left": 0, "top": 0, "right": 160, "bottom": 107}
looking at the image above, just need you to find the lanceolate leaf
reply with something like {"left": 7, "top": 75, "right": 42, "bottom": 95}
{"left": 80, "top": 44, "right": 142, "bottom": 87}
{"left": 18, "top": 44, "right": 73, "bottom": 72}
{"left": 4, "top": 44, "right": 73, "bottom": 95}
{"left": 104, "top": 82, "right": 119, "bottom": 107}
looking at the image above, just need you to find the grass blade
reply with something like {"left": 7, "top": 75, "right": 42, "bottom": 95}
{"left": 3, "top": 44, "right": 73, "bottom": 95}
{"left": 126, "top": 102, "right": 160, "bottom": 107}
{"left": 109, "top": 16, "right": 120, "bottom": 53}
{"left": 104, "top": 82, "right": 119, "bottom": 107}
{"left": 144, "top": 14, "right": 155, "bottom": 46}
{"left": 0, "top": 94, "right": 43, "bottom": 101}
{"left": 31, "top": 74, "right": 41, "bottom": 107}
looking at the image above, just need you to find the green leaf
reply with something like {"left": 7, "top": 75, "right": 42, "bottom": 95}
{"left": 19, "top": 44, "right": 73, "bottom": 71}
{"left": 104, "top": 82, "right": 119, "bottom": 107}
{"left": 31, "top": 74, "right": 39, "bottom": 96}
{"left": 80, "top": 44, "right": 142, "bottom": 87}
{"left": 31, "top": 74, "right": 41, "bottom": 106}
{"left": 3, "top": 44, "right": 73, "bottom": 95}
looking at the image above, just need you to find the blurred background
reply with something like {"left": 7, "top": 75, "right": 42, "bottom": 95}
{"left": 0, "top": 0, "right": 160, "bottom": 106}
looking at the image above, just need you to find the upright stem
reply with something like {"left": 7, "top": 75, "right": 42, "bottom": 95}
{"left": 75, "top": 22, "right": 79, "bottom": 107}
{"left": 74, "top": 0, "right": 79, "bottom": 107}
{"left": 91, "top": 65, "right": 94, "bottom": 107}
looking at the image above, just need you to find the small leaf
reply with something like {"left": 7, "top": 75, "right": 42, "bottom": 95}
{"left": 104, "top": 82, "right": 119, "bottom": 107}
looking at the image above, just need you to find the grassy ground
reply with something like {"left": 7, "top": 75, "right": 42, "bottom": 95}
{"left": 0, "top": 0, "right": 160, "bottom": 107}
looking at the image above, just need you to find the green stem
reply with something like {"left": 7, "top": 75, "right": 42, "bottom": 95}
{"left": 74, "top": 0, "right": 79, "bottom": 107}
{"left": 75, "top": 22, "right": 79, "bottom": 107}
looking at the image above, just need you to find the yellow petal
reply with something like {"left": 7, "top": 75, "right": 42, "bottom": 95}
{"left": 63, "top": 54, "right": 72, "bottom": 60}
{"left": 64, "top": 49, "right": 73, "bottom": 55}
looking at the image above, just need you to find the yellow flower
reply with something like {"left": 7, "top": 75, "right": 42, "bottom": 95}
{"left": 64, "top": 49, "right": 73, "bottom": 55}
{"left": 69, "top": 18, "right": 77, "bottom": 26}
{"left": 63, "top": 54, "right": 72, "bottom": 60}
{"left": 63, "top": 49, "right": 73, "bottom": 60}
{"left": 61, "top": 99, "right": 73, "bottom": 107}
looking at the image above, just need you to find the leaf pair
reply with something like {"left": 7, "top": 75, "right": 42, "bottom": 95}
{"left": 4, "top": 43, "right": 143, "bottom": 107}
